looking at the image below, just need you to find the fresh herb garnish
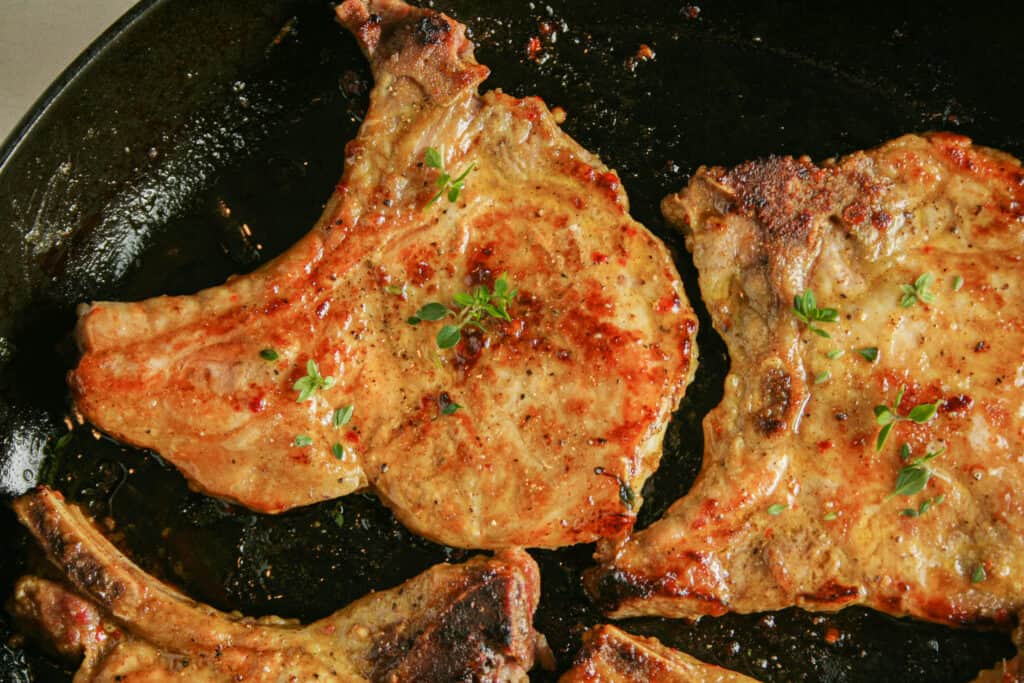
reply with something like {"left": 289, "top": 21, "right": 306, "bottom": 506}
{"left": 332, "top": 443, "right": 345, "bottom": 460}
{"left": 971, "top": 564, "right": 987, "bottom": 583}
{"left": 333, "top": 506, "right": 345, "bottom": 528}
{"left": 441, "top": 402, "right": 462, "bottom": 415}
{"left": 793, "top": 289, "right": 839, "bottom": 338}
{"left": 767, "top": 503, "right": 787, "bottom": 515}
{"left": 823, "top": 511, "right": 838, "bottom": 521}
{"left": 952, "top": 275, "right": 964, "bottom": 292}
{"left": 826, "top": 349, "right": 845, "bottom": 360}
{"left": 900, "top": 272, "right": 936, "bottom": 308}
{"left": 888, "top": 446, "right": 945, "bottom": 498}
{"left": 333, "top": 405, "right": 354, "bottom": 428}
{"left": 857, "top": 347, "right": 879, "bottom": 363}
{"left": 408, "top": 273, "right": 517, "bottom": 349}
{"left": 874, "top": 387, "right": 940, "bottom": 450}
{"left": 814, "top": 370, "right": 831, "bottom": 384}
{"left": 424, "top": 146, "right": 475, "bottom": 205}
{"left": 900, "top": 494, "right": 945, "bottom": 517}
{"left": 260, "top": 348, "right": 279, "bottom": 361}
{"left": 294, "top": 435, "right": 313, "bottom": 447}
{"left": 294, "top": 359, "right": 336, "bottom": 402}
{"left": 900, "top": 443, "right": 912, "bottom": 461}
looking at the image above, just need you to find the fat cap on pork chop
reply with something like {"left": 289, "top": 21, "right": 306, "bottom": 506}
{"left": 588, "top": 133, "right": 1024, "bottom": 628}
{"left": 9, "top": 487, "right": 542, "bottom": 681}
{"left": 69, "top": 0, "right": 697, "bottom": 548}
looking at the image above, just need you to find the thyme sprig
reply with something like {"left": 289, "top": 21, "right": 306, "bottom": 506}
{"left": 407, "top": 273, "right": 517, "bottom": 350}
{"left": 294, "top": 359, "right": 336, "bottom": 402}
{"left": 425, "top": 146, "right": 475, "bottom": 205}
{"left": 792, "top": 289, "right": 839, "bottom": 338}
{"left": 888, "top": 445, "right": 945, "bottom": 499}
{"left": 874, "top": 386, "right": 939, "bottom": 450}
{"left": 900, "top": 272, "right": 937, "bottom": 308}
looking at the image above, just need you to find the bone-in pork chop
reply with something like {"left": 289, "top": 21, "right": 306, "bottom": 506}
{"left": 10, "top": 487, "right": 541, "bottom": 681}
{"left": 560, "top": 625, "right": 757, "bottom": 682}
{"left": 588, "top": 133, "right": 1024, "bottom": 626}
{"left": 69, "top": 0, "right": 697, "bottom": 549}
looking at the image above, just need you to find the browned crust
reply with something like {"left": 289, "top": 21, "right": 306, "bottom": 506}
{"left": 335, "top": 0, "right": 489, "bottom": 104}
{"left": 370, "top": 554, "right": 538, "bottom": 681}
{"left": 560, "top": 625, "right": 757, "bottom": 682}
{"left": 591, "top": 133, "right": 1024, "bottom": 625}
{"left": 11, "top": 487, "right": 542, "bottom": 680}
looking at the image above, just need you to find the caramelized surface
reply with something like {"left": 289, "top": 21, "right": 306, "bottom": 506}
{"left": 11, "top": 487, "right": 540, "bottom": 681}
{"left": 69, "top": 0, "right": 697, "bottom": 548}
{"left": 560, "top": 625, "right": 756, "bottom": 683}
{"left": 590, "top": 134, "right": 1024, "bottom": 626}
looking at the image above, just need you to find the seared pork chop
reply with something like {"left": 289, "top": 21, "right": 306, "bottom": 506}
{"left": 560, "top": 625, "right": 756, "bottom": 682}
{"left": 69, "top": 0, "right": 697, "bottom": 549}
{"left": 588, "top": 133, "right": 1024, "bottom": 626}
{"left": 10, "top": 487, "right": 541, "bottom": 681}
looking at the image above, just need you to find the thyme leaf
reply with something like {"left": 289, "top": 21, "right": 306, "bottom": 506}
{"left": 857, "top": 347, "right": 879, "bottom": 363}
{"left": 408, "top": 273, "right": 518, "bottom": 350}
{"left": 792, "top": 289, "right": 839, "bottom": 338}
{"left": 424, "top": 146, "right": 476, "bottom": 205}
{"left": 333, "top": 405, "right": 354, "bottom": 428}
{"left": 888, "top": 446, "right": 945, "bottom": 498}
{"left": 900, "top": 272, "right": 937, "bottom": 308}
{"left": 873, "top": 387, "right": 940, "bottom": 450}
{"left": 294, "top": 359, "right": 336, "bottom": 402}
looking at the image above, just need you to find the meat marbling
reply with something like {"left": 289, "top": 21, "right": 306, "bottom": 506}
{"left": 10, "top": 487, "right": 541, "bottom": 681}
{"left": 560, "top": 625, "right": 756, "bottom": 683}
{"left": 69, "top": 0, "right": 697, "bottom": 549}
{"left": 588, "top": 133, "right": 1024, "bottom": 627}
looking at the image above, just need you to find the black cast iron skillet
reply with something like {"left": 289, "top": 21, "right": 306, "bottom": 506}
{"left": 2, "top": 1, "right": 1024, "bottom": 680}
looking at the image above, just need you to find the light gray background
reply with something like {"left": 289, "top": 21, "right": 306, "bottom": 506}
{"left": 0, "top": 0, "right": 139, "bottom": 145}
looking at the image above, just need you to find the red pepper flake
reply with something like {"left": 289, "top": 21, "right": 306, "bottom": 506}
{"left": 598, "top": 171, "right": 620, "bottom": 192}
{"left": 817, "top": 440, "right": 833, "bottom": 452}
{"left": 591, "top": 252, "right": 609, "bottom": 264}
{"left": 824, "top": 627, "right": 841, "bottom": 644}
{"left": 249, "top": 395, "right": 267, "bottom": 414}
{"left": 527, "top": 37, "right": 542, "bottom": 61}
{"left": 656, "top": 293, "right": 681, "bottom": 313}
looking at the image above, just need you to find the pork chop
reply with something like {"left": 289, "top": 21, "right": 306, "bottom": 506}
{"left": 10, "top": 487, "right": 541, "bottom": 681}
{"left": 69, "top": 0, "right": 697, "bottom": 549}
{"left": 588, "top": 133, "right": 1024, "bottom": 627}
{"left": 560, "top": 625, "right": 756, "bottom": 682}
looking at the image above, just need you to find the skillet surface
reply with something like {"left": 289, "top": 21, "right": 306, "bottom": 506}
{"left": 2, "top": 1, "right": 1024, "bottom": 680}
